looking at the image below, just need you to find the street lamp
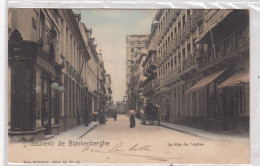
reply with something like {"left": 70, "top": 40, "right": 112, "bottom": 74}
{"left": 51, "top": 82, "right": 59, "bottom": 90}
{"left": 58, "top": 86, "right": 65, "bottom": 93}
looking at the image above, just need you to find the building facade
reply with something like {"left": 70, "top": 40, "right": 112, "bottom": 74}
{"left": 142, "top": 17, "right": 160, "bottom": 108}
{"left": 126, "top": 35, "right": 149, "bottom": 110}
{"left": 79, "top": 21, "right": 100, "bottom": 115}
{"left": 8, "top": 9, "right": 112, "bottom": 141}
{"left": 141, "top": 9, "right": 249, "bottom": 132}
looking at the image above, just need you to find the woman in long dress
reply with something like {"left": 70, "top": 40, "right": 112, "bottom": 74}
{"left": 129, "top": 109, "right": 136, "bottom": 128}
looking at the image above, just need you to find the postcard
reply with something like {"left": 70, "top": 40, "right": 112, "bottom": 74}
{"left": 7, "top": 8, "right": 250, "bottom": 164}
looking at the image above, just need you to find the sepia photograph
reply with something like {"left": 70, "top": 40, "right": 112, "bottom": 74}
{"left": 7, "top": 8, "right": 249, "bottom": 164}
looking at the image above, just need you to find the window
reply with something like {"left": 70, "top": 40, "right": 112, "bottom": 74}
{"left": 182, "top": 16, "right": 185, "bottom": 27}
{"left": 60, "top": 18, "right": 64, "bottom": 55}
{"left": 183, "top": 48, "right": 186, "bottom": 60}
{"left": 74, "top": 41, "right": 76, "bottom": 67}
{"left": 187, "top": 44, "right": 191, "bottom": 57}
{"left": 70, "top": 35, "right": 72, "bottom": 63}
{"left": 66, "top": 27, "right": 69, "bottom": 60}
{"left": 39, "top": 11, "right": 45, "bottom": 39}
{"left": 171, "top": 32, "right": 173, "bottom": 41}
{"left": 131, "top": 48, "right": 134, "bottom": 52}
{"left": 163, "top": 44, "right": 165, "bottom": 52}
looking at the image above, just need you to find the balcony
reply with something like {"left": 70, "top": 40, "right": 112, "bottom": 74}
{"left": 175, "top": 9, "right": 181, "bottom": 16}
{"left": 192, "top": 10, "right": 204, "bottom": 26}
{"left": 157, "top": 11, "right": 180, "bottom": 45}
{"left": 184, "top": 17, "right": 197, "bottom": 38}
{"left": 177, "top": 30, "right": 186, "bottom": 47}
{"left": 200, "top": 24, "right": 249, "bottom": 71}
{"left": 179, "top": 53, "right": 199, "bottom": 79}
{"left": 143, "top": 81, "right": 154, "bottom": 96}
{"left": 170, "top": 10, "right": 177, "bottom": 22}
{"left": 166, "top": 37, "right": 178, "bottom": 55}
{"left": 143, "top": 51, "right": 157, "bottom": 77}
{"left": 164, "top": 70, "right": 179, "bottom": 87}
{"left": 152, "top": 79, "right": 160, "bottom": 90}
{"left": 159, "top": 78, "right": 166, "bottom": 88}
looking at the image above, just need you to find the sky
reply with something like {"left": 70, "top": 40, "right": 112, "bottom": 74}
{"left": 74, "top": 9, "right": 157, "bottom": 101}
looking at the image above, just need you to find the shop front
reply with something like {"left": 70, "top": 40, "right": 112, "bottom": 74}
{"left": 8, "top": 30, "right": 62, "bottom": 141}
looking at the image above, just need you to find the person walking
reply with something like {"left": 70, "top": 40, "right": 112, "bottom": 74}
{"left": 113, "top": 109, "right": 118, "bottom": 121}
{"left": 129, "top": 109, "right": 136, "bottom": 128}
{"left": 98, "top": 109, "right": 105, "bottom": 125}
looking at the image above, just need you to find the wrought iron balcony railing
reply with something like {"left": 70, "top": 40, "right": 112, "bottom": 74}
{"left": 192, "top": 9, "right": 204, "bottom": 26}
{"left": 200, "top": 24, "right": 249, "bottom": 69}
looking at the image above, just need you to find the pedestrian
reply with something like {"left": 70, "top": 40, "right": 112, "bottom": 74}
{"left": 99, "top": 109, "right": 105, "bottom": 125}
{"left": 129, "top": 108, "right": 136, "bottom": 128}
{"left": 140, "top": 108, "right": 144, "bottom": 124}
{"left": 113, "top": 109, "right": 117, "bottom": 121}
{"left": 93, "top": 110, "right": 98, "bottom": 122}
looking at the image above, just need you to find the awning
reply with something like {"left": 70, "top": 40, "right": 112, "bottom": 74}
{"left": 218, "top": 69, "right": 249, "bottom": 88}
{"left": 185, "top": 69, "right": 226, "bottom": 94}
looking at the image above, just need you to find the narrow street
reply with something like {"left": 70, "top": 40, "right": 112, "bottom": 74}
{"left": 9, "top": 115, "right": 249, "bottom": 164}
{"left": 7, "top": 9, "right": 251, "bottom": 165}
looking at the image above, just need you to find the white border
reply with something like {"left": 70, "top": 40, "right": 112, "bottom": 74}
{"left": 1, "top": 0, "right": 7, "bottom": 166}
{"left": 3, "top": 0, "right": 260, "bottom": 166}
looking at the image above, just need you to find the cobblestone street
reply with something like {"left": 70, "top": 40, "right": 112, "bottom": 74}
{"left": 9, "top": 115, "right": 249, "bottom": 164}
